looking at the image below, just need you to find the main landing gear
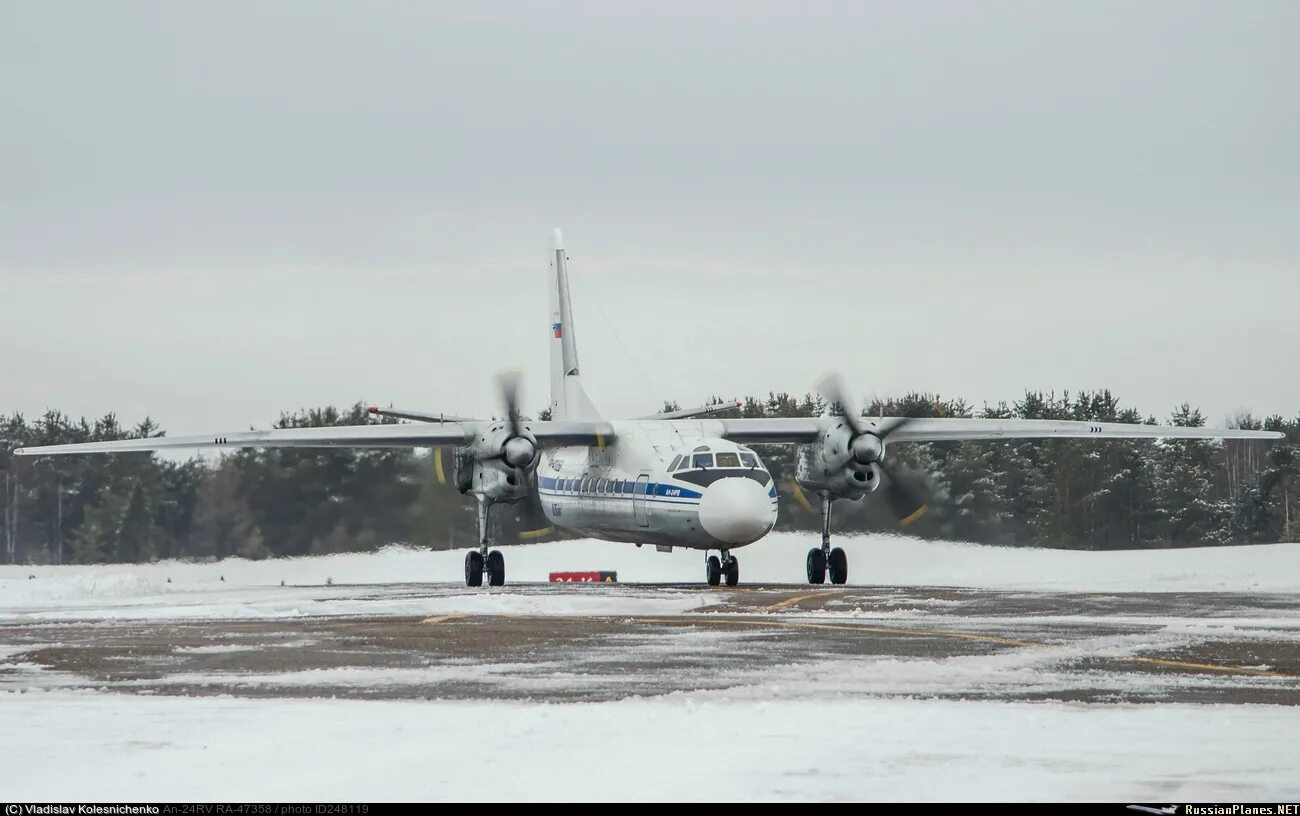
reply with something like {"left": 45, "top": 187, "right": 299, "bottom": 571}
{"left": 706, "top": 549, "right": 740, "bottom": 587}
{"left": 465, "top": 497, "right": 506, "bottom": 587}
{"left": 806, "top": 492, "right": 848, "bottom": 585}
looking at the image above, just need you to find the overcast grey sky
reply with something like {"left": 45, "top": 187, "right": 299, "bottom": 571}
{"left": 3, "top": 1, "right": 1298, "bottom": 434}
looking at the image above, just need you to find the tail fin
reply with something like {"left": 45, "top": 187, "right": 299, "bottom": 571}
{"left": 548, "top": 228, "right": 600, "bottom": 420}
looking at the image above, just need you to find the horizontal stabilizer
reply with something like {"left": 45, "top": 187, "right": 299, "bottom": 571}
{"left": 639, "top": 402, "right": 743, "bottom": 421}
{"left": 367, "top": 406, "right": 479, "bottom": 424}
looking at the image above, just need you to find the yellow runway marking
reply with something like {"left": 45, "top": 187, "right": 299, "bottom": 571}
{"left": 1125, "top": 656, "right": 1288, "bottom": 678}
{"left": 763, "top": 589, "right": 848, "bottom": 611}
{"left": 628, "top": 616, "right": 1295, "bottom": 677}
{"left": 420, "top": 614, "right": 469, "bottom": 624}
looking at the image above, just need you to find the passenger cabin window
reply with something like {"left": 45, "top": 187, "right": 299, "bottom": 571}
{"left": 692, "top": 453, "right": 714, "bottom": 469}
{"left": 667, "top": 454, "right": 682, "bottom": 471}
{"left": 715, "top": 452, "right": 741, "bottom": 468}
{"left": 613, "top": 479, "right": 623, "bottom": 493}
{"left": 581, "top": 476, "right": 590, "bottom": 494}
{"left": 739, "top": 452, "right": 758, "bottom": 468}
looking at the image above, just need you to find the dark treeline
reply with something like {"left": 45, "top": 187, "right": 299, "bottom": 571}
{"left": 2, "top": 390, "right": 1297, "bottom": 564}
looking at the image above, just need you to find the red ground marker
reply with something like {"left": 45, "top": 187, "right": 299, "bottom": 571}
{"left": 549, "top": 571, "right": 618, "bottom": 583}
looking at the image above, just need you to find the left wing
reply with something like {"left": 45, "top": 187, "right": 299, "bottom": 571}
{"left": 708, "top": 416, "right": 1283, "bottom": 445}
{"left": 14, "top": 420, "right": 615, "bottom": 457}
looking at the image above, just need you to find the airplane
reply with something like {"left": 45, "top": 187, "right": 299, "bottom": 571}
{"left": 16, "top": 229, "right": 1284, "bottom": 587}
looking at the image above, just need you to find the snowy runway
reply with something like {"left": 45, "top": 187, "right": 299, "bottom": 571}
{"left": 3, "top": 535, "right": 1300, "bottom": 799}
{"left": 4, "top": 582, "right": 1300, "bottom": 705}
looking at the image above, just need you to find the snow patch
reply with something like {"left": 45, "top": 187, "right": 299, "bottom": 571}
{"left": 3, "top": 692, "right": 1297, "bottom": 800}
{"left": 3, "top": 536, "right": 1299, "bottom": 623}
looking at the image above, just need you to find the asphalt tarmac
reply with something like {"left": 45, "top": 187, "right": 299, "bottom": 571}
{"left": 5, "top": 583, "right": 1299, "bottom": 705}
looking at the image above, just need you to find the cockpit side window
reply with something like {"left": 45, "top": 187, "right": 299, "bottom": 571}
{"left": 739, "top": 452, "right": 758, "bottom": 468}
{"left": 668, "top": 454, "right": 682, "bottom": 471}
{"left": 715, "top": 452, "right": 740, "bottom": 468}
{"left": 692, "top": 452, "right": 714, "bottom": 469}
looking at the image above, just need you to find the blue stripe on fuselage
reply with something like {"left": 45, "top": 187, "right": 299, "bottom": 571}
{"left": 537, "top": 475, "right": 703, "bottom": 501}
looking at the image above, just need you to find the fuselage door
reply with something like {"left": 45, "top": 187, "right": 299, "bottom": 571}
{"left": 633, "top": 473, "right": 651, "bottom": 527}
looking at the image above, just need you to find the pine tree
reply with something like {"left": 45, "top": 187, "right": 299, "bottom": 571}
{"left": 191, "top": 459, "right": 259, "bottom": 560}
{"left": 1154, "top": 404, "right": 1228, "bottom": 546}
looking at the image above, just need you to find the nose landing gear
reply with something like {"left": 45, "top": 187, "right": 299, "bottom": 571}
{"left": 706, "top": 550, "right": 740, "bottom": 586}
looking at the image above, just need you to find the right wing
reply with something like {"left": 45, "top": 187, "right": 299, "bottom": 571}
{"left": 879, "top": 417, "right": 1284, "bottom": 443}
{"left": 708, "top": 416, "right": 1283, "bottom": 445}
{"left": 14, "top": 420, "right": 615, "bottom": 457}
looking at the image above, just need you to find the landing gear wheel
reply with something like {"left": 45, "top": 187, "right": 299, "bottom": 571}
{"left": 806, "top": 548, "right": 826, "bottom": 585}
{"left": 705, "top": 555, "right": 722, "bottom": 586}
{"left": 486, "top": 550, "right": 506, "bottom": 587}
{"left": 465, "top": 550, "right": 484, "bottom": 587}
{"left": 828, "top": 547, "right": 848, "bottom": 585}
{"left": 724, "top": 556, "right": 740, "bottom": 586}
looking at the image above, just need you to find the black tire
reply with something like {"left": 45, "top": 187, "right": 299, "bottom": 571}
{"left": 706, "top": 555, "right": 722, "bottom": 586}
{"left": 486, "top": 550, "right": 506, "bottom": 587}
{"left": 724, "top": 556, "right": 740, "bottom": 587}
{"left": 806, "top": 548, "right": 826, "bottom": 585}
{"left": 465, "top": 550, "right": 484, "bottom": 587}
{"left": 828, "top": 547, "right": 848, "bottom": 585}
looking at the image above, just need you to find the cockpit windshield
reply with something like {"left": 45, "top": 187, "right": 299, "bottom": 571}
{"left": 670, "top": 446, "right": 770, "bottom": 484}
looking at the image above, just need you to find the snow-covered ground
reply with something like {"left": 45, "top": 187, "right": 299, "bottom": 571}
{"left": 3, "top": 535, "right": 1299, "bottom": 800}
{"left": 4, "top": 692, "right": 1298, "bottom": 801}
{"left": 3, "top": 533, "right": 1299, "bottom": 624}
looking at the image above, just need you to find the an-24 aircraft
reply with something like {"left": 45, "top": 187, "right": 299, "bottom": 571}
{"left": 18, "top": 230, "right": 1283, "bottom": 587}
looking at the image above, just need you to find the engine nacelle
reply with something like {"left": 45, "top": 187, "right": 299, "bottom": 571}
{"left": 468, "top": 459, "right": 533, "bottom": 503}
{"left": 457, "top": 420, "right": 539, "bottom": 503}
{"left": 795, "top": 417, "right": 885, "bottom": 500}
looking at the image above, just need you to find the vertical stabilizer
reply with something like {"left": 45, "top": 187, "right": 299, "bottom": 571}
{"left": 548, "top": 229, "right": 600, "bottom": 420}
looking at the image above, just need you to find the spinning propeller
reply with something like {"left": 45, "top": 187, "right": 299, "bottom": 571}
{"left": 815, "top": 373, "right": 930, "bottom": 528}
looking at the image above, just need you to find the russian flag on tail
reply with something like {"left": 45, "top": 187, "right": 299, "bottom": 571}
{"left": 552, "top": 322, "right": 563, "bottom": 338}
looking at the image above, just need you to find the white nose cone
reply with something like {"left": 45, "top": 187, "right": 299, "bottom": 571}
{"left": 698, "top": 478, "right": 775, "bottom": 545}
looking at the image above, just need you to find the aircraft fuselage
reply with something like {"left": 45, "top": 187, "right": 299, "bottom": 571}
{"left": 537, "top": 420, "right": 778, "bottom": 550}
